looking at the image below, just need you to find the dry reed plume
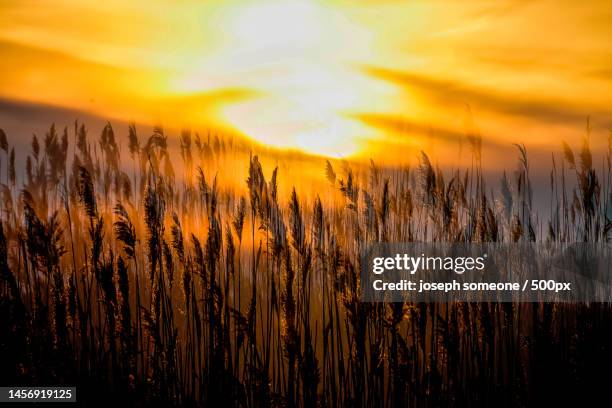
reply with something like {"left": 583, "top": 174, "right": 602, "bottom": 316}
{"left": 0, "top": 121, "right": 611, "bottom": 407}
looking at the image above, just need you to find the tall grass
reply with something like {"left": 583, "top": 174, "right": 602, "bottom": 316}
{"left": 1, "top": 121, "right": 611, "bottom": 406}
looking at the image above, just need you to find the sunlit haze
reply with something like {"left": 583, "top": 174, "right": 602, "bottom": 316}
{"left": 1, "top": 0, "right": 611, "bottom": 161}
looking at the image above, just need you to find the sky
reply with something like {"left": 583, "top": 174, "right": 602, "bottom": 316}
{"left": 0, "top": 0, "right": 610, "bottom": 166}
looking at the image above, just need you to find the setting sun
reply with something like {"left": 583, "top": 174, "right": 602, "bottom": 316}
{"left": 172, "top": 0, "right": 389, "bottom": 157}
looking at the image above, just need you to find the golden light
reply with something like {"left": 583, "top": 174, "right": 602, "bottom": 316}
{"left": 172, "top": 0, "right": 394, "bottom": 157}
{"left": 0, "top": 0, "right": 611, "bottom": 163}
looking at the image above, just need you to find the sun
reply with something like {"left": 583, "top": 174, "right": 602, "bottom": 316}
{"left": 174, "top": 0, "right": 383, "bottom": 158}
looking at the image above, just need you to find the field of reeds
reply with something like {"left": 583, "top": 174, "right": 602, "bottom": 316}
{"left": 1, "top": 121, "right": 611, "bottom": 407}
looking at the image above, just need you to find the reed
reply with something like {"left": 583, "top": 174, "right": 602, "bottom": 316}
{"left": 0, "top": 121, "right": 611, "bottom": 407}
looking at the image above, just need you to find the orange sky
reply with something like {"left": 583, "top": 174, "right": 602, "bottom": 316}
{"left": 0, "top": 0, "right": 611, "bottom": 164}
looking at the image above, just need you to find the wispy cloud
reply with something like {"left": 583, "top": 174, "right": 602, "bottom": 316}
{"left": 364, "top": 66, "right": 612, "bottom": 128}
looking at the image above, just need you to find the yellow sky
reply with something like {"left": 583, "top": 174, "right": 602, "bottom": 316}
{"left": 0, "top": 0, "right": 611, "bottom": 162}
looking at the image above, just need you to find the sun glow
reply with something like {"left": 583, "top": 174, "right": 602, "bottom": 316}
{"left": 1, "top": 0, "right": 611, "bottom": 162}
{"left": 173, "top": 0, "right": 390, "bottom": 157}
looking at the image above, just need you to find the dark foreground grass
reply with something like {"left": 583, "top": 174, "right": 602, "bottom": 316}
{"left": 0, "top": 123, "right": 611, "bottom": 407}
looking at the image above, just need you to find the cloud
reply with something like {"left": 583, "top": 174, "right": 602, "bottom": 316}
{"left": 364, "top": 66, "right": 612, "bottom": 127}
{"left": 0, "top": 98, "right": 100, "bottom": 123}
{"left": 0, "top": 38, "right": 259, "bottom": 133}
{"left": 349, "top": 112, "right": 508, "bottom": 150}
